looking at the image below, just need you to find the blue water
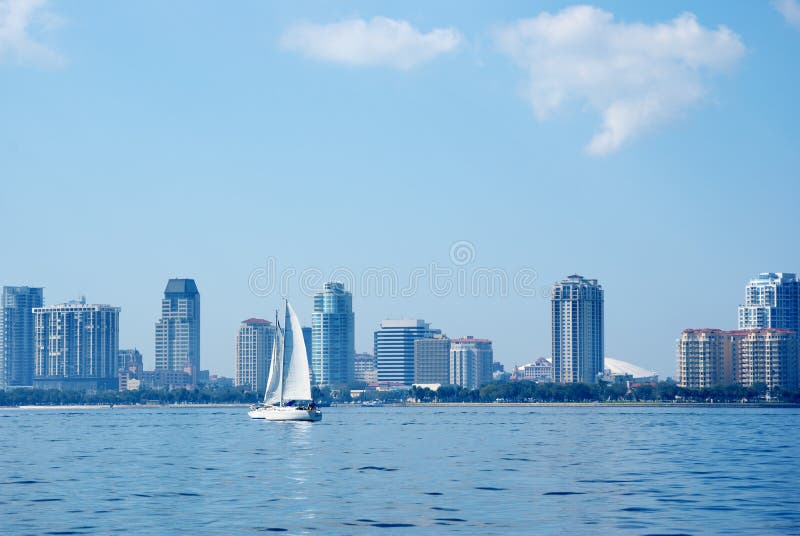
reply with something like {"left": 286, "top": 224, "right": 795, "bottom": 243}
{"left": 1, "top": 406, "right": 799, "bottom": 534}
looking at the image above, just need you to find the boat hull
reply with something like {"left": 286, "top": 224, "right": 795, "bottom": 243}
{"left": 248, "top": 405, "right": 322, "bottom": 422}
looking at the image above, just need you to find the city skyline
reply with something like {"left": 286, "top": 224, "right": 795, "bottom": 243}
{"left": 5, "top": 268, "right": 800, "bottom": 380}
{"left": 2, "top": 1, "right": 799, "bottom": 378}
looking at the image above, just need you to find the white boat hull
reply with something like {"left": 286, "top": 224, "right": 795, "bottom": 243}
{"left": 248, "top": 405, "right": 322, "bottom": 422}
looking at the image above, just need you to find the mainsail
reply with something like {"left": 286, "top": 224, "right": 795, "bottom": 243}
{"left": 263, "top": 316, "right": 284, "bottom": 405}
{"left": 261, "top": 303, "right": 312, "bottom": 405}
{"left": 282, "top": 302, "right": 313, "bottom": 402}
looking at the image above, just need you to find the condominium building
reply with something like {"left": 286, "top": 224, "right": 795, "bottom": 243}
{"left": 234, "top": 318, "right": 275, "bottom": 392}
{"left": 677, "top": 329, "right": 731, "bottom": 388}
{"left": 733, "top": 329, "right": 797, "bottom": 390}
{"left": 413, "top": 334, "right": 451, "bottom": 385}
{"left": 353, "top": 352, "right": 378, "bottom": 384}
{"left": 551, "top": 275, "right": 604, "bottom": 384}
{"left": 677, "top": 328, "right": 798, "bottom": 390}
{"left": 33, "top": 298, "right": 120, "bottom": 391}
{"left": 738, "top": 273, "right": 800, "bottom": 332}
{"left": 311, "top": 282, "right": 355, "bottom": 386}
{"left": 155, "top": 279, "right": 200, "bottom": 385}
{"left": 0, "top": 286, "right": 44, "bottom": 388}
{"left": 450, "top": 336, "right": 493, "bottom": 390}
{"left": 375, "top": 319, "right": 441, "bottom": 385}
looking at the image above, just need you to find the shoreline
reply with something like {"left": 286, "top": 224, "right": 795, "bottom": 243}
{"left": 394, "top": 402, "right": 800, "bottom": 408}
{"left": 1, "top": 402, "right": 799, "bottom": 410}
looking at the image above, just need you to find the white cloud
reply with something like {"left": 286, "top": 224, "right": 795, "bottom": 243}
{"left": 280, "top": 16, "right": 461, "bottom": 70}
{"left": 773, "top": 0, "right": 800, "bottom": 29}
{"left": 0, "top": 0, "right": 63, "bottom": 67}
{"left": 494, "top": 5, "right": 745, "bottom": 155}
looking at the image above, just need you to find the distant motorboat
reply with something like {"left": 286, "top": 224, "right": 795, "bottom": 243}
{"left": 361, "top": 400, "right": 384, "bottom": 407}
{"left": 248, "top": 302, "right": 321, "bottom": 422}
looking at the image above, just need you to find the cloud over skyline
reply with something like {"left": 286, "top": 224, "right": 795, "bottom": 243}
{"left": 494, "top": 5, "right": 745, "bottom": 155}
{"left": 773, "top": 0, "right": 800, "bottom": 29}
{"left": 0, "top": 0, "right": 63, "bottom": 67}
{"left": 280, "top": 16, "right": 461, "bottom": 70}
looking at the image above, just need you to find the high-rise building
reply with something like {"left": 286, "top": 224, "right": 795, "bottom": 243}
{"left": 413, "top": 334, "right": 451, "bottom": 385}
{"left": 733, "top": 329, "right": 798, "bottom": 390}
{"left": 551, "top": 274, "right": 604, "bottom": 384}
{"left": 375, "top": 319, "right": 441, "bottom": 385}
{"left": 353, "top": 352, "right": 377, "bottom": 384}
{"left": 0, "top": 286, "right": 44, "bottom": 388}
{"left": 677, "top": 328, "right": 798, "bottom": 390}
{"left": 311, "top": 282, "right": 354, "bottom": 386}
{"left": 234, "top": 318, "right": 275, "bottom": 392}
{"left": 450, "top": 336, "right": 493, "bottom": 390}
{"left": 33, "top": 298, "right": 120, "bottom": 391}
{"left": 738, "top": 273, "right": 800, "bottom": 332}
{"left": 677, "top": 329, "right": 731, "bottom": 388}
{"left": 155, "top": 279, "right": 200, "bottom": 385}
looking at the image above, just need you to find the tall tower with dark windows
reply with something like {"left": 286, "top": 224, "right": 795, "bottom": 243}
{"left": 0, "top": 286, "right": 44, "bottom": 388}
{"left": 551, "top": 275, "right": 604, "bottom": 384}
{"left": 311, "top": 282, "right": 354, "bottom": 386}
{"left": 375, "top": 319, "right": 440, "bottom": 385}
{"left": 738, "top": 273, "right": 799, "bottom": 332}
{"left": 155, "top": 279, "right": 200, "bottom": 384}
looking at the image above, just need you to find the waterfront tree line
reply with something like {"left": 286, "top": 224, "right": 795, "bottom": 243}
{"left": 2, "top": 381, "right": 800, "bottom": 406}
{"left": 409, "top": 381, "right": 800, "bottom": 404}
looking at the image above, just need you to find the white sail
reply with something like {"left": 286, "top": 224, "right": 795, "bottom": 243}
{"left": 281, "top": 302, "right": 312, "bottom": 401}
{"left": 263, "top": 318, "right": 284, "bottom": 405}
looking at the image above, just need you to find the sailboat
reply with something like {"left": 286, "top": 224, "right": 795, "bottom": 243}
{"left": 248, "top": 302, "right": 321, "bottom": 422}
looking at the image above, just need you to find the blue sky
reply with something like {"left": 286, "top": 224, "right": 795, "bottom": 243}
{"left": 2, "top": 0, "right": 799, "bottom": 377}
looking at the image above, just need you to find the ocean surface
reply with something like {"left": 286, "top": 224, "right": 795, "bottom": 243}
{"left": 1, "top": 406, "right": 799, "bottom": 535}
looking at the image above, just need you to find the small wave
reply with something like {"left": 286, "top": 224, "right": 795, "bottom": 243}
{"left": 358, "top": 466, "right": 398, "bottom": 472}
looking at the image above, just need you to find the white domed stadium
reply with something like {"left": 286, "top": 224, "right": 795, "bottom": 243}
{"left": 603, "top": 358, "right": 658, "bottom": 383}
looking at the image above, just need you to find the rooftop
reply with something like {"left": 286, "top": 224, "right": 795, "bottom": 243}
{"left": 452, "top": 336, "right": 492, "bottom": 344}
{"left": 165, "top": 278, "right": 199, "bottom": 295}
{"left": 242, "top": 318, "right": 271, "bottom": 325}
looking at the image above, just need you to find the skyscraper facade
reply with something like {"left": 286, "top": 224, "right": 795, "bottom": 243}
{"left": 155, "top": 279, "right": 200, "bottom": 384}
{"left": 738, "top": 273, "right": 800, "bottom": 332}
{"left": 0, "top": 286, "right": 44, "bottom": 388}
{"left": 234, "top": 318, "right": 275, "bottom": 392}
{"left": 449, "top": 336, "right": 493, "bottom": 390}
{"left": 551, "top": 275, "right": 604, "bottom": 384}
{"left": 33, "top": 298, "right": 120, "bottom": 390}
{"left": 311, "top": 282, "right": 355, "bottom": 386}
{"left": 375, "top": 319, "right": 441, "bottom": 385}
{"left": 413, "top": 334, "right": 451, "bottom": 385}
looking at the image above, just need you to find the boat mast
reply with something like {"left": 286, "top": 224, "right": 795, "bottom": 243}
{"left": 278, "top": 307, "right": 284, "bottom": 408}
